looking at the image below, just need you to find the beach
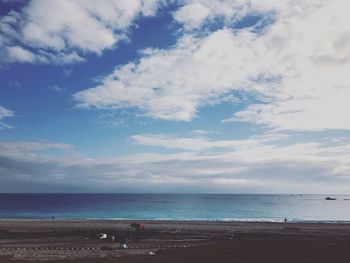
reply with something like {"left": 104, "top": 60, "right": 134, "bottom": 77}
{"left": 1, "top": 220, "right": 350, "bottom": 262}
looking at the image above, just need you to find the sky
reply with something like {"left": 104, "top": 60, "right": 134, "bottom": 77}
{"left": 0, "top": 0, "right": 350, "bottom": 193}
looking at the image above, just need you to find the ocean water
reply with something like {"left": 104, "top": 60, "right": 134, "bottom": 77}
{"left": 1, "top": 194, "right": 350, "bottom": 222}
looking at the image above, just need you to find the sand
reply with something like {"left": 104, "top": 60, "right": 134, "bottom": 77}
{"left": 0, "top": 220, "right": 350, "bottom": 262}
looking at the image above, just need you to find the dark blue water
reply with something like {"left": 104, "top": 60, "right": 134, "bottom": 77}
{"left": 1, "top": 194, "right": 350, "bottom": 222}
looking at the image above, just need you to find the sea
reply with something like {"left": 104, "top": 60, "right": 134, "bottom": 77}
{"left": 1, "top": 194, "right": 350, "bottom": 222}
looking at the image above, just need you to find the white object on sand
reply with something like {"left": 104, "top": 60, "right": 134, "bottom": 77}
{"left": 120, "top": 244, "right": 128, "bottom": 249}
{"left": 99, "top": 233, "right": 107, "bottom": 239}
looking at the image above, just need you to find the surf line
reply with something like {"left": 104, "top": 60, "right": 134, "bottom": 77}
{"left": 0, "top": 244, "right": 200, "bottom": 251}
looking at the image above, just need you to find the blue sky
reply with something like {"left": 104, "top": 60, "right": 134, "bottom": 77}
{"left": 0, "top": 0, "right": 350, "bottom": 193}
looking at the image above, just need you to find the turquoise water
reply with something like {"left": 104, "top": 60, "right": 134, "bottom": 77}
{"left": 1, "top": 194, "right": 350, "bottom": 222}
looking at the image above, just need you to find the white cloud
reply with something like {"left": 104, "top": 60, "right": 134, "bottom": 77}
{"left": 0, "top": 140, "right": 73, "bottom": 157}
{"left": 48, "top": 85, "right": 64, "bottom": 93}
{"left": 0, "top": 0, "right": 163, "bottom": 64}
{"left": 174, "top": 0, "right": 326, "bottom": 30}
{"left": 6, "top": 45, "right": 36, "bottom": 63}
{"left": 0, "top": 106, "right": 14, "bottom": 129}
{"left": 129, "top": 132, "right": 350, "bottom": 170}
{"left": 129, "top": 132, "right": 350, "bottom": 187}
{"left": 75, "top": 0, "right": 350, "bottom": 131}
{"left": 174, "top": 3, "right": 211, "bottom": 29}
{"left": 224, "top": 0, "right": 350, "bottom": 131}
{"left": 227, "top": 88, "right": 350, "bottom": 131}
{"left": 189, "top": 129, "right": 217, "bottom": 135}
{"left": 74, "top": 29, "right": 268, "bottom": 121}
{"left": 130, "top": 132, "right": 287, "bottom": 151}
{"left": 1, "top": 136, "right": 350, "bottom": 193}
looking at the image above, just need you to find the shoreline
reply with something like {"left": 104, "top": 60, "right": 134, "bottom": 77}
{"left": 1, "top": 220, "right": 350, "bottom": 262}
{"left": 1, "top": 218, "right": 350, "bottom": 224}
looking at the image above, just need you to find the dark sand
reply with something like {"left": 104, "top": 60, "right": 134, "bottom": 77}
{"left": 1, "top": 220, "right": 350, "bottom": 262}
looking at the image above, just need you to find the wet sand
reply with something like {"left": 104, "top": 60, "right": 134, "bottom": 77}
{"left": 1, "top": 220, "right": 350, "bottom": 262}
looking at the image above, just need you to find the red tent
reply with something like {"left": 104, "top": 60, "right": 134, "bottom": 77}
{"left": 130, "top": 222, "right": 145, "bottom": 232}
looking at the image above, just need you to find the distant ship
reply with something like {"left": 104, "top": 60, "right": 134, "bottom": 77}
{"left": 325, "top": 197, "right": 336, "bottom": 200}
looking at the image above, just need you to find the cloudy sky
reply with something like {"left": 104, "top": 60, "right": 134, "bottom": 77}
{"left": 0, "top": 0, "right": 350, "bottom": 193}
